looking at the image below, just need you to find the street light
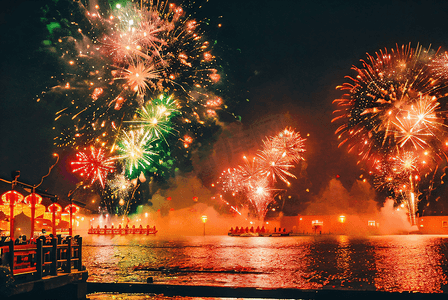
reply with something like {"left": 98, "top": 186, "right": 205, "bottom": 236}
{"left": 201, "top": 215, "right": 207, "bottom": 236}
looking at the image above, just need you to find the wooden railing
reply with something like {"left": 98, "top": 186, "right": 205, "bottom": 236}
{"left": 0, "top": 236, "right": 83, "bottom": 281}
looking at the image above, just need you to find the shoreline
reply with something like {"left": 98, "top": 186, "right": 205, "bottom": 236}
{"left": 87, "top": 282, "right": 447, "bottom": 299}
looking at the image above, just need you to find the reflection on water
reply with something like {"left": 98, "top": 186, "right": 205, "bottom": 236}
{"left": 373, "top": 236, "right": 448, "bottom": 292}
{"left": 82, "top": 234, "right": 448, "bottom": 292}
{"left": 88, "top": 293, "right": 212, "bottom": 300}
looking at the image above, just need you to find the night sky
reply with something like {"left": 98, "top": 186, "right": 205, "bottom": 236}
{"left": 1, "top": 0, "right": 448, "bottom": 212}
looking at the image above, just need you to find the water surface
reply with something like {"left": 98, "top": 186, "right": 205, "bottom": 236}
{"left": 82, "top": 234, "right": 448, "bottom": 293}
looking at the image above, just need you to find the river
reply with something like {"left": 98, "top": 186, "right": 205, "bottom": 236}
{"left": 82, "top": 234, "right": 448, "bottom": 294}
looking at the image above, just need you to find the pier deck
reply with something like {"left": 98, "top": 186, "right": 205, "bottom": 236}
{"left": 7, "top": 270, "right": 88, "bottom": 299}
{"left": 1, "top": 236, "right": 88, "bottom": 299}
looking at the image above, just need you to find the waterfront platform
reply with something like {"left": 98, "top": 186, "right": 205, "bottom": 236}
{"left": 1, "top": 235, "right": 88, "bottom": 299}
{"left": 6, "top": 269, "right": 88, "bottom": 299}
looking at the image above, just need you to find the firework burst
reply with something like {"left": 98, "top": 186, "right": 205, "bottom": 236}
{"left": 257, "top": 145, "right": 296, "bottom": 185}
{"left": 41, "top": 0, "right": 227, "bottom": 217}
{"left": 71, "top": 146, "right": 116, "bottom": 188}
{"left": 107, "top": 171, "right": 134, "bottom": 200}
{"left": 46, "top": 0, "right": 223, "bottom": 151}
{"left": 333, "top": 44, "right": 448, "bottom": 224}
{"left": 39, "top": 0, "right": 229, "bottom": 216}
{"left": 125, "top": 94, "right": 179, "bottom": 142}
{"left": 269, "top": 127, "right": 306, "bottom": 163}
{"left": 332, "top": 44, "right": 448, "bottom": 163}
{"left": 100, "top": 2, "right": 168, "bottom": 64}
{"left": 114, "top": 57, "right": 163, "bottom": 98}
{"left": 256, "top": 128, "right": 305, "bottom": 185}
{"left": 116, "top": 128, "right": 158, "bottom": 178}
{"left": 217, "top": 127, "right": 306, "bottom": 220}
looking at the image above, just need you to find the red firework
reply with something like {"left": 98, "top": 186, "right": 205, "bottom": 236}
{"left": 71, "top": 147, "right": 116, "bottom": 188}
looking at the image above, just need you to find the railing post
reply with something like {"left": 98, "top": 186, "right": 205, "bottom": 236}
{"left": 57, "top": 243, "right": 61, "bottom": 271}
{"left": 77, "top": 236, "right": 83, "bottom": 271}
{"left": 8, "top": 239, "right": 14, "bottom": 273}
{"left": 66, "top": 237, "right": 72, "bottom": 273}
{"left": 36, "top": 239, "right": 43, "bottom": 280}
{"left": 51, "top": 238, "right": 57, "bottom": 275}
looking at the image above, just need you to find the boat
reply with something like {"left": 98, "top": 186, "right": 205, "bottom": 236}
{"left": 228, "top": 226, "right": 290, "bottom": 237}
{"left": 239, "top": 232, "right": 260, "bottom": 237}
{"left": 229, "top": 232, "right": 290, "bottom": 237}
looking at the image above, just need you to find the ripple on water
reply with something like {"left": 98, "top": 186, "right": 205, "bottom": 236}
{"left": 82, "top": 234, "right": 448, "bottom": 292}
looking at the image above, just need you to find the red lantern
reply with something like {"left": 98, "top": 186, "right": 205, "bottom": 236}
{"left": 48, "top": 203, "right": 62, "bottom": 213}
{"left": 193, "top": 196, "right": 198, "bottom": 202}
{"left": 24, "top": 193, "right": 42, "bottom": 205}
{"left": 64, "top": 204, "right": 80, "bottom": 214}
{"left": 166, "top": 197, "right": 172, "bottom": 201}
{"left": 1, "top": 190, "right": 24, "bottom": 240}
{"left": 1, "top": 190, "right": 23, "bottom": 205}
{"left": 24, "top": 193, "right": 43, "bottom": 239}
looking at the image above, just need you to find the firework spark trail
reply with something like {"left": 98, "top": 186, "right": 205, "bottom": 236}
{"left": 393, "top": 151, "right": 421, "bottom": 226}
{"left": 238, "top": 155, "right": 263, "bottom": 185}
{"left": 246, "top": 177, "right": 274, "bottom": 221}
{"left": 333, "top": 44, "right": 448, "bottom": 225}
{"left": 429, "top": 51, "right": 448, "bottom": 80}
{"left": 218, "top": 168, "right": 245, "bottom": 194}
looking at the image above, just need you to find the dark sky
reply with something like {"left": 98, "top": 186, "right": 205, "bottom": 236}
{"left": 1, "top": 0, "right": 448, "bottom": 208}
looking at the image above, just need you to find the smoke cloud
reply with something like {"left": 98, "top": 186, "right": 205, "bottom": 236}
{"left": 72, "top": 176, "right": 416, "bottom": 237}
{"left": 303, "top": 178, "right": 416, "bottom": 235}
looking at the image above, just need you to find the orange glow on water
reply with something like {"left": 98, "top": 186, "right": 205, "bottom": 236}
{"left": 82, "top": 234, "right": 448, "bottom": 293}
